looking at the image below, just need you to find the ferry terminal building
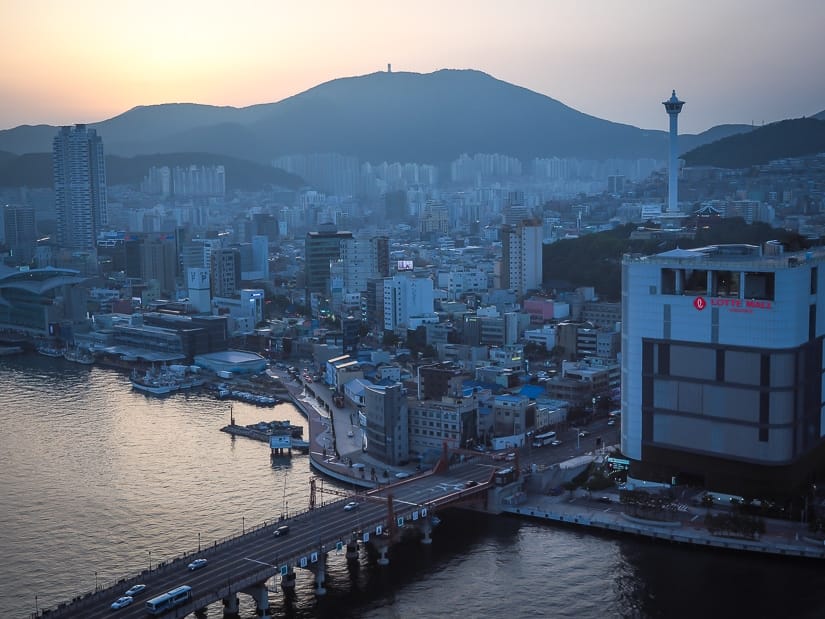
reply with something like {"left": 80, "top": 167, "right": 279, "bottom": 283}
{"left": 622, "top": 244, "right": 825, "bottom": 499}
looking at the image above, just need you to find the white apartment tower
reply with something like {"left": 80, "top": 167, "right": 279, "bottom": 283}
{"left": 52, "top": 124, "right": 108, "bottom": 250}
{"left": 501, "top": 221, "right": 543, "bottom": 297}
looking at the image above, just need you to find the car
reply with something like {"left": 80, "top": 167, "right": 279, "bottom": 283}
{"left": 465, "top": 480, "right": 479, "bottom": 488}
{"left": 505, "top": 452, "right": 517, "bottom": 461}
{"left": 347, "top": 430, "right": 354, "bottom": 437}
{"left": 607, "top": 419, "right": 617, "bottom": 426}
{"left": 579, "top": 431, "right": 590, "bottom": 438}
{"left": 550, "top": 439, "right": 563, "bottom": 447}
{"left": 110, "top": 596, "right": 133, "bottom": 610}
{"left": 344, "top": 501, "right": 359, "bottom": 511}
{"left": 123, "top": 584, "right": 146, "bottom": 597}
{"left": 598, "top": 496, "right": 612, "bottom": 503}
{"left": 492, "top": 452, "right": 507, "bottom": 461}
{"left": 395, "top": 471, "right": 411, "bottom": 479}
{"left": 187, "top": 558, "right": 208, "bottom": 571}
{"left": 273, "top": 525, "right": 290, "bottom": 537}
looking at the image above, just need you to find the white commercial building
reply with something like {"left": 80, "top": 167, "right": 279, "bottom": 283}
{"left": 622, "top": 244, "right": 825, "bottom": 497}
{"left": 383, "top": 274, "right": 435, "bottom": 332}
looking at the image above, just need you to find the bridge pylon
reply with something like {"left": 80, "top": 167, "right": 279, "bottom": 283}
{"left": 222, "top": 592, "right": 239, "bottom": 618}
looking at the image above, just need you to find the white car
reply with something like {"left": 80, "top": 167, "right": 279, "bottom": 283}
{"left": 187, "top": 558, "right": 208, "bottom": 571}
{"left": 124, "top": 584, "right": 146, "bottom": 597}
{"left": 344, "top": 501, "right": 359, "bottom": 511}
{"left": 347, "top": 430, "right": 354, "bottom": 437}
{"left": 551, "top": 439, "right": 562, "bottom": 447}
{"left": 110, "top": 596, "right": 133, "bottom": 610}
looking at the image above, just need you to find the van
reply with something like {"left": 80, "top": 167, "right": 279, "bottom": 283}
{"left": 273, "top": 525, "right": 290, "bottom": 537}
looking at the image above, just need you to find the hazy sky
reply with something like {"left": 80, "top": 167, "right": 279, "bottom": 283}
{"left": 2, "top": 0, "right": 823, "bottom": 134}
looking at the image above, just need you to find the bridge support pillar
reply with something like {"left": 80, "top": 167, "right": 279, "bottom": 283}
{"left": 310, "top": 552, "right": 328, "bottom": 596}
{"left": 420, "top": 520, "right": 433, "bottom": 545}
{"left": 345, "top": 541, "right": 359, "bottom": 561}
{"left": 222, "top": 593, "right": 239, "bottom": 618}
{"left": 376, "top": 542, "right": 390, "bottom": 566}
{"left": 248, "top": 583, "right": 272, "bottom": 618}
{"left": 281, "top": 568, "right": 297, "bottom": 591}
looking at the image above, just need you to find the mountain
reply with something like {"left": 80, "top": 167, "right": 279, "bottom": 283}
{"left": 0, "top": 152, "right": 304, "bottom": 190}
{"left": 0, "top": 69, "right": 756, "bottom": 164}
{"left": 682, "top": 117, "right": 825, "bottom": 168}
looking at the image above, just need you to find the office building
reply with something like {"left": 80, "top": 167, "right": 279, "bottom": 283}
{"left": 305, "top": 224, "right": 353, "bottom": 301}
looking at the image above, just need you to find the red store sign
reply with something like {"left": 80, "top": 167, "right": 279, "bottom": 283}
{"left": 693, "top": 296, "right": 772, "bottom": 312}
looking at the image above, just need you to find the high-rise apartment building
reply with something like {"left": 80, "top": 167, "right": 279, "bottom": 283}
{"left": 1, "top": 205, "right": 37, "bottom": 263}
{"left": 339, "top": 236, "right": 390, "bottom": 295}
{"left": 52, "top": 124, "right": 108, "bottom": 250}
{"left": 501, "top": 221, "right": 543, "bottom": 297}
{"left": 210, "top": 248, "right": 242, "bottom": 298}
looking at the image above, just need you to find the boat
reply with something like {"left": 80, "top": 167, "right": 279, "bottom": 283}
{"left": 64, "top": 346, "right": 95, "bottom": 365}
{"left": 36, "top": 342, "right": 66, "bottom": 358}
{"left": 130, "top": 368, "right": 180, "bottom": 396}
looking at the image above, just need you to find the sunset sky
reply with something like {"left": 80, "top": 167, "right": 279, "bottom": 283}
{"left": 2, "top": 0, "right": 823, "bottom": 134}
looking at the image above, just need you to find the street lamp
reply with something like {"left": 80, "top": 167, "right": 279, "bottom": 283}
{"left": 198, "top": 532, "right": 201, "bottom": 552}
{"left": 35, "top": 595, "right": 38, "bottom": 616}
{"left": 148, "top": 550, "right": 151, "bottom": 572}
{"left": 242, "top": 516, "right": 245, "bottom": 535}
{"left": 95, "top": 571, "right": 98, "bottom": 591}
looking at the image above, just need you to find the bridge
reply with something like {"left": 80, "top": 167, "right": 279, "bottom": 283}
{"left": 38, "top": 451, "right": 519, "bottom": 618}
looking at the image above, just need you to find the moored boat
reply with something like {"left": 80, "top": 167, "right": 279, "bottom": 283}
{"left": 64, "top": 346, "right": 95, "bottom": 365}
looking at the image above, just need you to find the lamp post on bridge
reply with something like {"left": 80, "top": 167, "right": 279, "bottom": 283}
{"left": 198, "top": 532, "right": 201, "bottom": 552}
{"left": 242, "top": 516, "right": 245, "bottom": 535}
{"left": 148, "top": 550, "right": 151, "bottom": 572}
{"left": 35, "top": 595, "right": 38, "bottom": 616}
{"left": 94, "top": 571, "right": 98, "bottom": 592}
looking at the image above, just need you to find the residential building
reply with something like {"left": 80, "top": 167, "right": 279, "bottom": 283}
{"left": 52, "top": 124, "right": 108, "bottom": 250}
{"left": 501, "top": 220, "right": 543, "bottom": 297}
{"left": 210, "top": 248, "right": 242, "bottom": 298}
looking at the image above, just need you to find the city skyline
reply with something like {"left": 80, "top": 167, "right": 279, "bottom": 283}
{"left": 2, "top": 0, "right": 823, "bottom": 134}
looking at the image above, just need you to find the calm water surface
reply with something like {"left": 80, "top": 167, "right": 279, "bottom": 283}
{"left": 1, "top": 354, "right": 824, "bottom": 619}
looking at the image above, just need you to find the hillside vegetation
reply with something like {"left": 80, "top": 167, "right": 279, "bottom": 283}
{"left": 682, "top": 118, "right": 825, "bottom": 169}
{"left": 542, "top": 220, "right": 811, "bottom": 299}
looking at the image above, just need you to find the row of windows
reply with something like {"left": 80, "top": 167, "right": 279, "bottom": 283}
{"left": 660, "top": 268, "right": 776, "bottom": 301}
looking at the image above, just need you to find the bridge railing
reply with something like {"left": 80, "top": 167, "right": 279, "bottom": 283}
{"left": 35, "top": 508, "right": 320, "bottom": 618}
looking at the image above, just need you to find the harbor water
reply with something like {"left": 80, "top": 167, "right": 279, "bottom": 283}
{"left": 1, "top": 354, "right": 824, "bottom": 619}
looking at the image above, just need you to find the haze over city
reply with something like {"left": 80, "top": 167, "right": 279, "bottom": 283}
{"left": 2, "top": 0, "right": 823, "bottom": 134}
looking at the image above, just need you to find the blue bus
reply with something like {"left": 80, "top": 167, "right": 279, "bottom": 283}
{"left": 145, "top": 585, "right": 192, "bottom": 615}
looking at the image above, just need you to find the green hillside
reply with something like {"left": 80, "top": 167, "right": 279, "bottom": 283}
{"left": 682, "top": 117, "right": 825, "bottom": 169}
{"left": 542, "top": 220, "right": 810, "bottom": 299}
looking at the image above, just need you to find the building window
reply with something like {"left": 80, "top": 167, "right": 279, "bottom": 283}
{"left": 744, "top": 272, "right": 775, "bottom": 301}
{"left": 684, "top": 269, "right": 708, "bottom": 295}
{"left": 661, "top": 269, "right": 677, "bottom": 295}
{"left": 711, "top": 270, "right": 740, "bottom": 297}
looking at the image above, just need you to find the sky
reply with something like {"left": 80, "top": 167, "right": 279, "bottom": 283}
{"left": 1, "top": 0, "right": 823, "bottom": 134}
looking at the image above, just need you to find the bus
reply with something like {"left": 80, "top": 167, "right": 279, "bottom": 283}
{"left": 531, "top": 431, "right": 557, "bottom": 448}
{"left": 145, "top": 585, "right": 192, "bottom": 615}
